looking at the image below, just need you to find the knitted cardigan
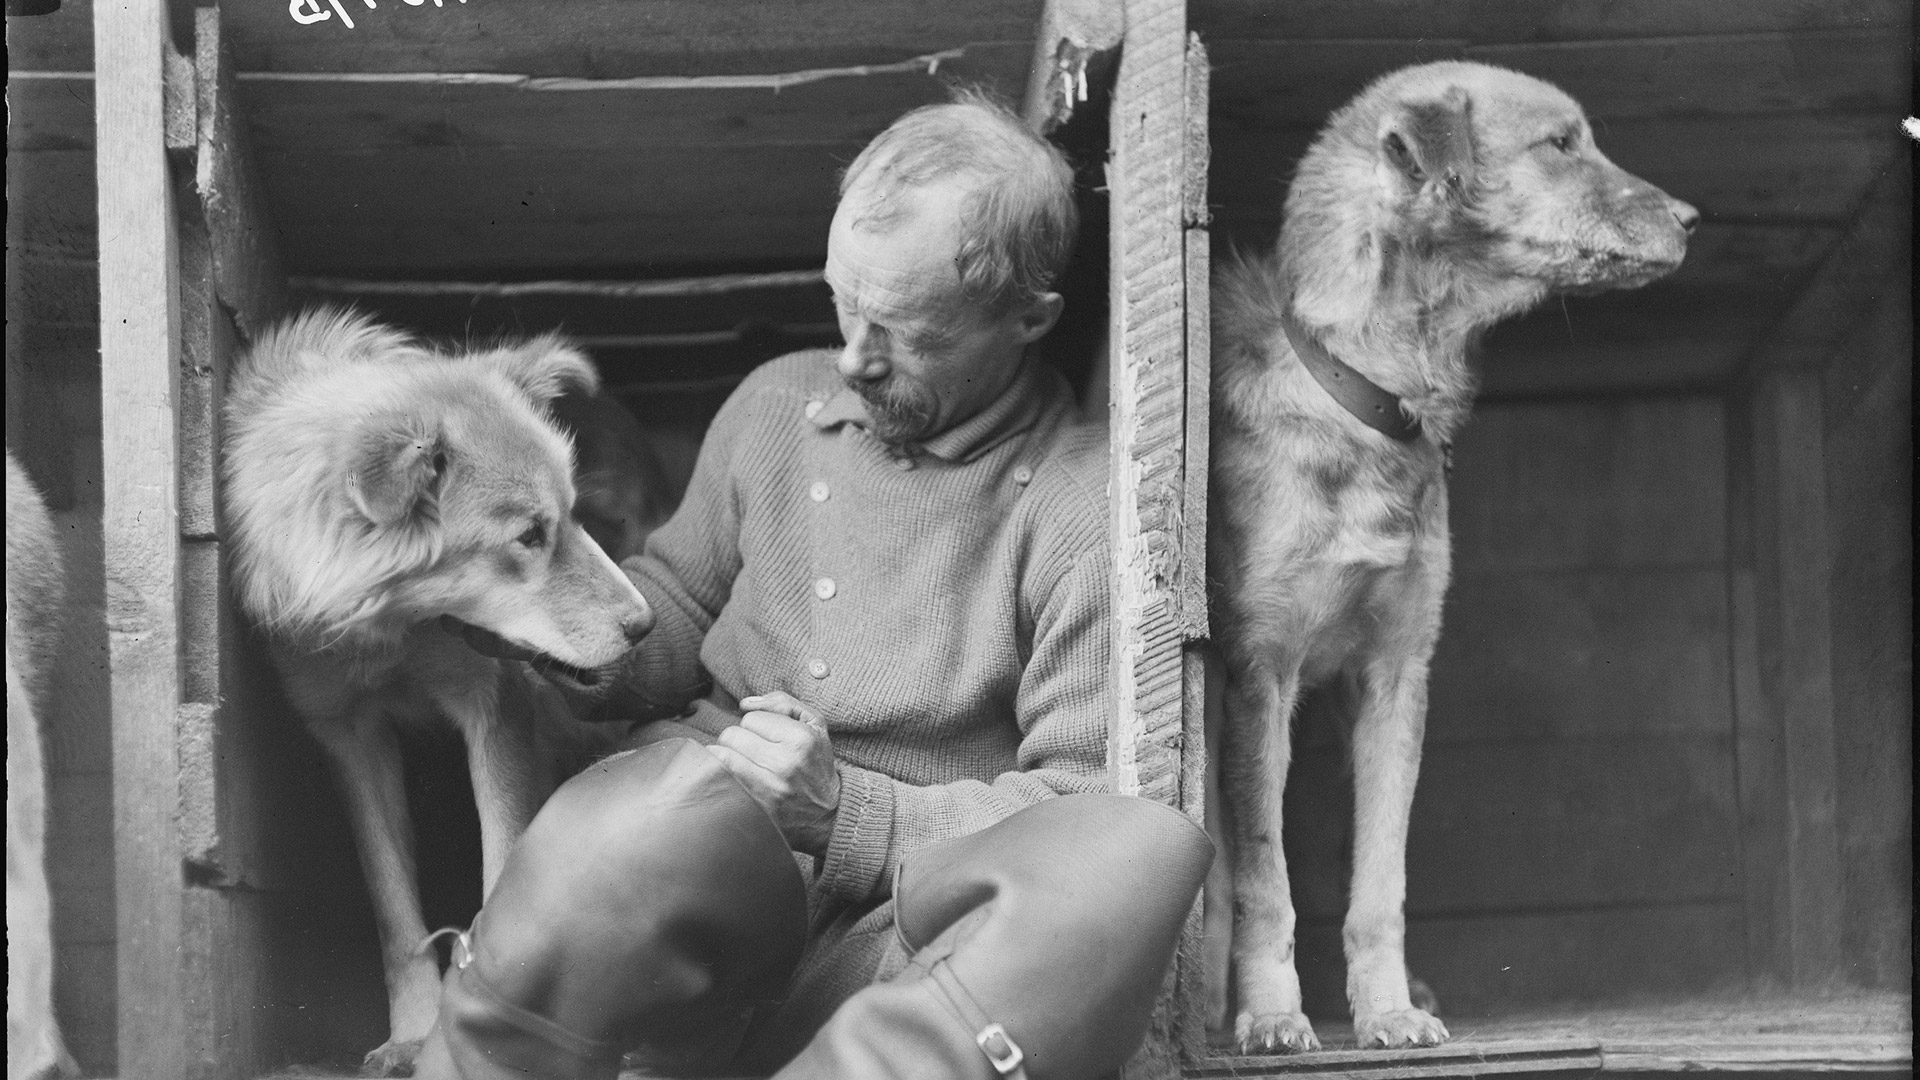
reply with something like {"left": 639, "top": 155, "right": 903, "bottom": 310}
{"left": 611, "top": 349, "right": 1112, "bottom": 905}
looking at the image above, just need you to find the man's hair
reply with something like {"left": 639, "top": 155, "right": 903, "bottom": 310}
{"left": 839, "top": 88, "right": 1078, "bottom": 313}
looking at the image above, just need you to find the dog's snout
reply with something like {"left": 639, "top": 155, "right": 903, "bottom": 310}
{"left": 1668, "top": 198, "right": 1700, "bottom": 235}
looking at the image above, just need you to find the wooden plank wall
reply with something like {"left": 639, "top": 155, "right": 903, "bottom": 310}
{"left": 5, "top": 3, "right": 115, "bottom": 1067}
{"left": 1728, "top": 164, "right": 1913, "bottom": 992}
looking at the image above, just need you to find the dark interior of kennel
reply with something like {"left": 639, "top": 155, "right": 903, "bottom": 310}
{"left": 4, "top": 0, "right": 1911, "bottom": 1077}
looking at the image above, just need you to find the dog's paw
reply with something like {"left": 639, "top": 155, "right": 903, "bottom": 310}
{"left": 1235, "top": 1010, "right": 1321, "bottom": 1054}
{"left": 360, "top": 1037, "right": 424, "bottom": 1077}
{"left": 1355, "top": 1007, "right": 1449, "bottom": 1049}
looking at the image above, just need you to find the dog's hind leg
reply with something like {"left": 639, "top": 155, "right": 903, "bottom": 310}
{"left": 1345, "top": 655, "right": 1448, "bottom": 1048}
{"left": 1223, "top": 652, "right": 1319, "bottom": 1053}
{"left": 311, "top": 707, "right": 442, "bottom": 1076}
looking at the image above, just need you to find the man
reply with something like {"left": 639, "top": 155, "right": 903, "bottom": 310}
{"left": 416, "top": 93, "right": 1211, "bottom": 1080}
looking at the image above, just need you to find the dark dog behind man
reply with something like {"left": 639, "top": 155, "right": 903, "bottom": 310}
{"left": 1207, "top": 61, "right": 1697, "bottom": 1052}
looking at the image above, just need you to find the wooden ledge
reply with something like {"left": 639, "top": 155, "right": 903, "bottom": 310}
{"left": 1191, "top": 995, "right": 1913, "bottom": 1078}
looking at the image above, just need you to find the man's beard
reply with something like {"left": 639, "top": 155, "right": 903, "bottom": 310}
{"left": 850, "top": 376, "right": 938, "bottom": 445}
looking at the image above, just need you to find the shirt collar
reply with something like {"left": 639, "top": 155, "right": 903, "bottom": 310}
{"left": 808, "top": 359, "right": 1055, "bottom": 463}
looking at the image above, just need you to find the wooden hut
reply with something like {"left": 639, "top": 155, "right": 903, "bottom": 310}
{"left": 4, "top": 0, "right": 1910, "bottom": 1076}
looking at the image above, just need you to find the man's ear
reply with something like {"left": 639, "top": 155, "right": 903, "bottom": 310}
{"left": 1379, "top": 86, "right": 1477, "bottom": 196}
{"left": 1014, "top": 291, "right": 1066, "bottom": 345}
{"left": 478, "top": 333, "right": 600, "bottom": 407}
{"left": 348, "top": 418, "right": 446, "bottom": 527}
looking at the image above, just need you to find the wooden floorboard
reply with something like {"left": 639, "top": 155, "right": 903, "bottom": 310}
{"left": 1192, "top": 993, "right": 1912, "bottom": 1078}
{"left": 244, "top": 992, "right": 1911, "bottom": 1079}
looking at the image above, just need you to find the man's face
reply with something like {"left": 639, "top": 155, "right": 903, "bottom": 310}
{"left": 823, "top": 180, "right": 1059, "bottom": 445}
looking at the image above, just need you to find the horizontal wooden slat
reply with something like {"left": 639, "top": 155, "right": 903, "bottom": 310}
{"left": 1191, "top": 0, "right": 1909, "bottom": 44}
{"left": 1209, "top": 31, "right": 1906, "bottom": 130}
{"left": 1464, "top": 31, "right": 1909, "bottom": 120}
{"left": 1276, "top": 739, "right": 1741, "bottom": 918}
{"left": 1430, "top": 570, "right": 1734, "bottom": 740}
{"left": 232, "top": 46, "right": 1027, "bottom": 154}
{"left": 1448, "top": 396, "right": 1728, "bottom": 571}
{"left": 1195, "top": 1038, "right": 1601, "bottom": 1078}
{"left": 1193, "top": 994, "right": 1914, "bottom": 1075}
{"left": 258, "top": 144, "right": 849, "bottom": 271}
{"left": 218, "top": 0, "right": 1045, "bottom": 77}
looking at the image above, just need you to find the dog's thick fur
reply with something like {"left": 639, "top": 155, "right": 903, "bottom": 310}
{"left": 7, "top": 452, "right": 80, "bottom": 1080}
{"left": 1208, "top": 62, "right": 1695, "bottom": 1052}
{"left": 223, "top": 309, "right": 654, "bottom": 1074}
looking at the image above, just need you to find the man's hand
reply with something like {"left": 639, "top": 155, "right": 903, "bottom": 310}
{"left": 710, "top": 691, "right": 842, "bottom": 855}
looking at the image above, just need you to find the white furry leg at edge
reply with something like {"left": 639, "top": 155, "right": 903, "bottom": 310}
{"left": 1345, "top": 665, "right": 1447, "bottom": 1049}
{"left": 7, "top": 652, "right": 78, "bottom": 1080}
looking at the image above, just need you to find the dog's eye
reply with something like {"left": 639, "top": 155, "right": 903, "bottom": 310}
{"left": 516, "top": 522, "right": 548, "bottom": 549}
{"left": 1548, "top": 132, "right": 1577, "bottom": 154}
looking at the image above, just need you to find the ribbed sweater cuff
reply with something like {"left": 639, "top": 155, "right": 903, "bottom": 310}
{"left": 819, "top": 763, "right": 894, "bottom": 903}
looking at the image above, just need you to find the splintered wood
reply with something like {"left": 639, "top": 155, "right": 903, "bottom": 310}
{"left": 1108, "top": 0, "right": 1206, "bottom": 810}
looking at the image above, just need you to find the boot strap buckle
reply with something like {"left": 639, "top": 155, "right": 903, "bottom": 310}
{"left": 976, "top": 1022, "right": 1024, "bottom": 1075}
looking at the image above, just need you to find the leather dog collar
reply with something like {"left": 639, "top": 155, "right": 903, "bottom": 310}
{"left": 1278, "top": 311, "right": 1423, "bottom": 443}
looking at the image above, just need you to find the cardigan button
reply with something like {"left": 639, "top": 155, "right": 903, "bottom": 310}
{"left": 814, "top": 577, "right": 837, "bottom": 600}
{"left": 809, "top": 481, "right": 830, "bottom": 502}
{"left": 805, "top": 399, "right": 824, "bottom": 419}
{"left": 1013, "top": 466, "right": 1034, "bottom": 486}
{"left": 895, "top": 455, "right": 916, "bottom": 470}
{"left": 808, "top": 659, "right": 831, "bottom": 679}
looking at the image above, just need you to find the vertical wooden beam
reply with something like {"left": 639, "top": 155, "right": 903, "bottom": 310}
{"left": 1107, "top": 0, "right": 1189, "bottom": 808}
{"left": 1109, "top": 1, "right": 1209, "bottom": 1075}
{"left": 1726, "top": 161, "right": 1905, "bottom": 991}
{"left": 95, "top": 1, "right": 186, "bottom": 1077}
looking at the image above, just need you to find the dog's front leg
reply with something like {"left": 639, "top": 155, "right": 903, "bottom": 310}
{"left": 311, "top": 706, "right": 442, "bottom": 1076}
{"left": 1224, "top": 656, "right": 1319, "bottom": 1053}
{"left": 1345, "top": 654, "right": 1448, "bottom": 1048}
{"left": 457, "top": 663, "right": 545, "bottom": 894}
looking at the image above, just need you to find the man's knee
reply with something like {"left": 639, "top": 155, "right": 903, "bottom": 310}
{"left": 898, "top": 794, "right": 1213, "bottom": 951}
{"left": 451, "top": 739, "right": 808, "bottom": 1061}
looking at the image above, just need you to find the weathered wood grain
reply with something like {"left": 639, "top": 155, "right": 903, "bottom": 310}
{"left": 1190, "top": 0, "right": 1908, "bottom": 44}
{"left": 231, "top": 45, "right": 1026, "bottom": 155}
{"left": 215, "top": 0, "right": 1047, "bottom": 78}
{"left": 1020, "top": 0, "right": 1124, "bottom": 131}
{"left": 94, "top": 1, "right": 186, "bottom": 1075}
{"left": 194, "top": 7, "right": 289, "bottom": 333}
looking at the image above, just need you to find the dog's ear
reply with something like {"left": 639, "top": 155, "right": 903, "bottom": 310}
{"left": 1380, "top": 86, "right": 1477, "bottom": 196}
{"left": 348, "top": 419, "right": 447, "bottom": 527}
{"left": 478, "top": 334, "right": 601, "bottom": 408}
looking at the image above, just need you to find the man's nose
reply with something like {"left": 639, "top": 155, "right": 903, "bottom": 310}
{"left": 838, "top": 321, "right": 891, "bottom": 382}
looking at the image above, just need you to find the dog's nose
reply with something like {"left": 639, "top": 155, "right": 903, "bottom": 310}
{"left": 621, "top": 605, "right": 655, "bottom": 644}
{"left": 1668, "top": 198, "right": 1700, "bottom": 235}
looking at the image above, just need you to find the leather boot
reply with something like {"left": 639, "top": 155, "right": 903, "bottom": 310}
{"left": 774, "top": 794, "right": 1212, "bottom": 1080}
{"left": 414, "top": 738, "right": 808, "bottom": 1080}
